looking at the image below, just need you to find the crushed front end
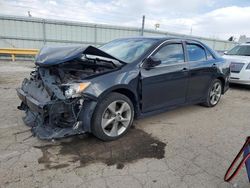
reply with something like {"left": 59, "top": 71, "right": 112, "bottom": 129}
{"left": 16, "top": 45, "right": 121, "bottom": 140}
{"left": 17, "top": 67, "right": 90, "bottom": 139}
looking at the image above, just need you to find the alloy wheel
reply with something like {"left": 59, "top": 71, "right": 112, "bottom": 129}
{"left": 210, "top": 82, "right": 222, "bottom": 105}
{"left": 101, "top": 100, "right": 132, "bottom": 137}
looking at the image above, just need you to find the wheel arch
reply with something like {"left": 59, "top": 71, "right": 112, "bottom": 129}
{"left": 90, "top": 89, "right": 137, "bottom": 140}
{"left": 97, "top": 86, "right": 140, "bottom": 118}
{"left": 216, "top": 76, "right": 225, "bottom": 94}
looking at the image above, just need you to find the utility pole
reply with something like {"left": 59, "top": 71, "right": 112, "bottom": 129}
{"left": 190, "top": 25, "right": 193, "bottom": 35}
{"left": 141, "top": 15, "right": 145, "bottom": 36}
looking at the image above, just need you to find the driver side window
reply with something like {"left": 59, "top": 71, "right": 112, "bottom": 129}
{"left": 152, "top": 43, "right": 185, "bottom": 65}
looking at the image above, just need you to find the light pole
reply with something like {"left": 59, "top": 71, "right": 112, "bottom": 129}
{"left": 141, "top": 15, "right": 145, "bottom": 36}
{"left": 155, "top": 23, "right": 160, "bottom": 30}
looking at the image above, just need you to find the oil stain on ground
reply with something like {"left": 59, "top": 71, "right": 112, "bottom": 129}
{"left": 34, "top": 128, "right": 166, "bottom": 170}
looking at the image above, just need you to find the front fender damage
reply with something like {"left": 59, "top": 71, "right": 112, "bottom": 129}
{"left": 17, "top": 69, "right": 98, "bottom": 140}
{"left": 16, "top": 45, "right": 122, "bottom": 140}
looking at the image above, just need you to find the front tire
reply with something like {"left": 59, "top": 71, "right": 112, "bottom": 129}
{"left": 203, "top": 79, "right": 222, "bottom": 107}
{"left": 91, "top": 92, "right": 134, "bottom": 141}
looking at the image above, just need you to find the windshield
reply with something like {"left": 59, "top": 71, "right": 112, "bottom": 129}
{"left": 227, "top": 45, "right": 250, "bottom": 56}
{"left": 99, "top": 38, "right": 158, "bottom": 63}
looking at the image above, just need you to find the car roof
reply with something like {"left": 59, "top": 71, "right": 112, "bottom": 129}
{"left": 114, "top": 36, "right": 220, "bottom": 59}
{"left": 119, "top": 36, "right": 203, "bottom": 44}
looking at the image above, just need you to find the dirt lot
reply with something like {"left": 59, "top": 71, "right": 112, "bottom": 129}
{"left": 0, "top": 61, "right": 250, "bottom": 188}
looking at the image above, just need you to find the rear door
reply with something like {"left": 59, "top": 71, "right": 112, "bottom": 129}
{"left": 140, "top": 41, "right": 189, "bottom": 113}
{"left": 185, "top": 41, "right": 216, "bottom": 102}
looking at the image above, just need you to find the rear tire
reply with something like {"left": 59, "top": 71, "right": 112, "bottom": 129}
{"left": 91, "top": 92, "right": 134, "bottom": 141}
{"left": 202, "top": 79, "right": 222, "bottom": 107}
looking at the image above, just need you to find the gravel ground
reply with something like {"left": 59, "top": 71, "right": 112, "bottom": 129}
{"left": 0, "top": 61, "right": 250, "bottom": 188}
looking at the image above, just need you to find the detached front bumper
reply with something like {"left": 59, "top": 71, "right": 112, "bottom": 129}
{"left": 17, "top": 88, "right": 89, "bottom": 140}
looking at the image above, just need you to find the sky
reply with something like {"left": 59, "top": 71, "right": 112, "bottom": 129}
{"left": 1, "top": 0, "right": 250, "bottom": 40}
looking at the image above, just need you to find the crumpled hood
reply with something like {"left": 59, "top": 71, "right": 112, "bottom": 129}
{"left": 35, "top": 45, "right": 125, "bottom": 67}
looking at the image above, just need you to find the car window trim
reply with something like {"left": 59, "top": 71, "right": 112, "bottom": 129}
{"left": 185, "top": 41, "right": 208, "bottom": 62}
{"left": 140, "top": 40, "right": 186, "bottom": 68}
{"left": 206, "top": 49, "right": 216, "bottom": 60}
{"left": 152, "top": 42, "right": 185, "bottom": 64}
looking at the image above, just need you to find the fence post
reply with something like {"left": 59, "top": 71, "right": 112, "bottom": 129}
{"left": 42, "top": 19, "right": 46, "bottom": 45}
{"left": 212, "top": 40, "right": 216, "bottom": 50}
{"left": 94, "top": 24, "right": 97, "bottom": 46}
{"left": 140, "top": 15, "right": 145, "bottom": 36}
{"left": 11, "top": 54, "right": 15, "bottom": 62}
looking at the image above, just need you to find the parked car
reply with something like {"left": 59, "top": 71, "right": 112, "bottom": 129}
{"left": 223, "top": 43, "right": 250, "bottom": 85}
{"left": 216, "top": 50, "right": 227, "bottom": 56}
{"left": 17, "top": 37, "right": 230, "bottom": 141}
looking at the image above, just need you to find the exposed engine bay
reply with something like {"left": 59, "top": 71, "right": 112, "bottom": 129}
{"left": 16, "top": 45, "right": 122, "bottom": 139}
{"left": 50, "top": 58, "right": 116, "bottom": 84}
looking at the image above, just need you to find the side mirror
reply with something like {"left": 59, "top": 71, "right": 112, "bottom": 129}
{"left": 224, "top": 51, "right": 228, "bottom": 55}
{"left": 143, "top": 57, "right": 161, "bottom": 69}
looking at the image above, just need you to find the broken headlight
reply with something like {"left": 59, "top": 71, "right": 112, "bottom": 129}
{"left": 62, "top": 82, "right": 90, "bottom": 98}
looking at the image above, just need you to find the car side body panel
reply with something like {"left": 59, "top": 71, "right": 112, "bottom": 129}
{"left": 140, "top": 62, "right": 189, "bottom": 112}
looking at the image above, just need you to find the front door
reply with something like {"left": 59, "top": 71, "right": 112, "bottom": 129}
{"left": 140, "top": 42, "right": 189, "bottom": 113}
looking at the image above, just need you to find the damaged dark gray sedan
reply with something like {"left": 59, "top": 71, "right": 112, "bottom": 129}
{"left": 17, "top": 37, "right": 230, "bottom": 141}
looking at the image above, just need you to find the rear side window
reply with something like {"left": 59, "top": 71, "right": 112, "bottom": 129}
{"left": 153, "top": 43, "right": 184, "bottom": 65}
{"left": 187, "top": 44, "right": 207, "bottom": 62}
{"left": 206, "top": 50, "right": 215, "bottom": 60}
